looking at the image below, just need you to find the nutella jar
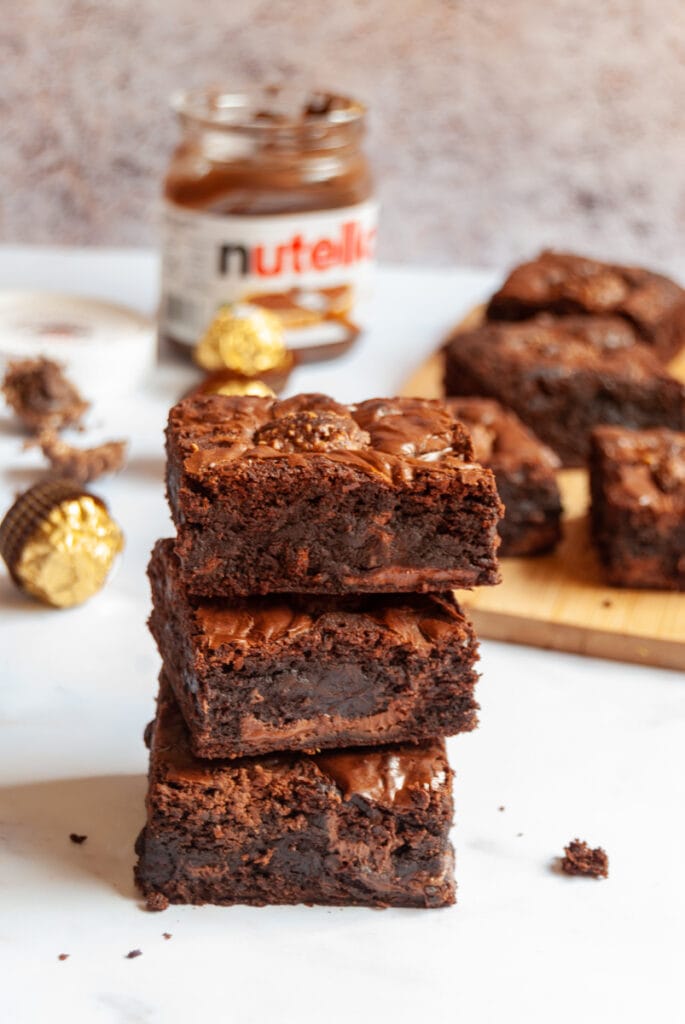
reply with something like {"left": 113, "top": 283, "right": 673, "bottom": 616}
{"left": 160, "top": 87, "right": 377, "bottom": 362}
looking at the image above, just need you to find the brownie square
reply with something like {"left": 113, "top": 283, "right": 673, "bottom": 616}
{"left": 590, "top": 425, "right": 685, "bottom": 590}
{"left": 444, "top": 317, "right": 685, "bottom": 466}
{"left": 148, "top": 539, "right": 480, "bottom": 759}
{"left": 134, "top": 679, "right": 456, "bottom": 909}
{"left": 444, "top": 398, "right": 562, "bottom": 556}
{"left": 166, "top": 393, "right": 503, "bottom": 596}
{"left": 487, "top": 250, "right": 685, "bottom": 362}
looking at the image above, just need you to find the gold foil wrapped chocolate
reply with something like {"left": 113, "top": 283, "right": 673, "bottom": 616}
{"left": 194, "top": 303, "right": 288, "bottom": 376}
{"left": 202, "top": 379, "right": 276, "bottom": 398}
{"left": 0, "top": 480, "right": 123, "bottom": 608}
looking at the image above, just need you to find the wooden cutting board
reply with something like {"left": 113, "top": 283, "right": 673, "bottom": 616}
{"left": 400, "top": 308, "right": 685, "bottom": 671}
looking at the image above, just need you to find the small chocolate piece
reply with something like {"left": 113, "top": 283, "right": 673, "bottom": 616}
{"left": 2, "top": 357, "right": 89, "bottom": 431}
{"left": 166, "top": 393, "right": 502, "bottom": 597}
{"left": 125, "top": 949, "right": 143, "bottom": 959}
{"left": 69, "top": 833, "right": 87, "bottom": 844}
{"left": 36, "top": 431, "right": 127, "bottom": 484}
{"left": 561, "top": 839, "right": 609, "bottom": 878}
{"left": 57, "top": 954, "right": 69, "bottom": 961}
{"left": 444, "top": 317, "right": 685, "bottom": 466}
{"left": 162, "top": 932, "right": 172, "bottom": 940}
{"left": 148, "top": 538, "right": 480, "bottom": 759}
{"left": 135, "top": 679, "right": 456, "bottom": 909}
{"left": 590, "top": 425, "right": 685, "bottom": 589}
{"left": 487, "top": 250, "right": 685, "bottom": 362}
{"left": 0, "top": 479, "right": 123, "bottom": 607}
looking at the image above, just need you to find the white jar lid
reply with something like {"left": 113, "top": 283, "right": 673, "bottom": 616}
{"left": 0, "top": 291, "right": 156, "bottom": 401}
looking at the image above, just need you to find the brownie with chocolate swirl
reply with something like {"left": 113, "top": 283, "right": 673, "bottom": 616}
{"left": 487, "top": 250, "right": 685, "bottom": 362}
{"left": 148, "top": 539, "right": 480, "bottom": 759}
{"left": 590, "top": 425, "right": 685, "bottom": 589}
{"left": 165, "top": 393, "right": 503, "bottom": 597}
{"left": 134, "top": 678, "right": 456, "bottom": 909}
{"left": 444, "top": 397, "right": 562, "bottom": 556}
{"left": 444, "top": 317, "right": 685, "bottom": 466}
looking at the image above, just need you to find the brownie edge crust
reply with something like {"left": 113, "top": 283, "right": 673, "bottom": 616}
{"left": 135, "top": 680, "right": 456, "bottom": 909}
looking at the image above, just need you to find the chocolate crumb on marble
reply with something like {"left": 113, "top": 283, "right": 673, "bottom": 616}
{"left": 35, "top": 430, "right": 127, "bottom": 484}
{"left": 162, "top": 933, "right": 172, "bottom": 940}
{"left": 125, "top": 949, "right": 143, "bottom": 959}
{"left": 561, "top": 839, "right": 609, "bottom": 878}
{"left": 69, "top": 833, "right": 87, "bottom": 844}
{"left": 2, "top": 357, "right": 89, "bottom": 431}
{"left": 57, "top": 954, "right": 70, "bottom": 961}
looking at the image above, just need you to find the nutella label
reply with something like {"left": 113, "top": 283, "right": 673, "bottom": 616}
{"left": 160, "top": 200, "right": 378, "bottom": 350}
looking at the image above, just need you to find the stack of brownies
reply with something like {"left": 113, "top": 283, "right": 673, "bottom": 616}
{"left": 135, "top": 392, "right": 503, "bottom": 909}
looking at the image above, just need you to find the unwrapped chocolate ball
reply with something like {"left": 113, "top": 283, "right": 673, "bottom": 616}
{"left": 0, "top": 480, "right": 123, "bottom": 608}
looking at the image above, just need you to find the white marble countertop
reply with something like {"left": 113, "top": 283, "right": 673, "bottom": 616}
{"left": 0, "top": 248, "right": 683, "bottom": 1024}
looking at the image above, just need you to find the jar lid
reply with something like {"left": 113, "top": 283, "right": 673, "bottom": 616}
{"left": 0, "top": 291, "right": 156, "bottom": 401}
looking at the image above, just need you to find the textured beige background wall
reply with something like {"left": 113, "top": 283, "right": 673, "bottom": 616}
{"left": 3, "top": 0, "right": 685, "bottom": 270}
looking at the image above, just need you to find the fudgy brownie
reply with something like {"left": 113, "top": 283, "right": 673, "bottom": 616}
{"left": 444, "top": 317, "right": 685, "bottom": 466}
{"left": 444, "top": 397, "right": 562, "bottom": 556}
{"left": 487, "top": 250, "right": 685, "bottom": 362}
{"left": 166, "top": 393, "right": 503, "bottom": 596}
{"left": 134, "top": 679, "right": 456, "bottom": 909}
{"left": 148, "top": 538, "right": 480, "bottom": 759}
{"left": 590, "top": 425, "right": 685, "bottom": 590}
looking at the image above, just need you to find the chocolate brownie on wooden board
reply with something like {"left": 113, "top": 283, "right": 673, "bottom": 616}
{"left": 134, "top": 678, "right": 456, "bottom": 909}
{"left": 166, "top": 393, "right": 503, "bottom": 597}
{"left": 444, "top": 397, "right": 562, "bottom": 556}
{"left": 444, "top": 317, "right": 685, "bottom": 466}
{"left": 148, "top": 539, "right": 480, "bottom": 759}
{"left": 590, "top": 425, "right": 685, "bottom": 590}
{"left": 487, "top": 250, "right": 685, "bottom": 362}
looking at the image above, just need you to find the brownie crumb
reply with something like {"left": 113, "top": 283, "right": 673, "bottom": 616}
{"left": 69, "top": 833, "right": 87, "bottom": 844}
{"left": 35, "top": 430, "right": 127, "bottom": 483}
{"left": 162, "top": 932, "right": 172, "bottom": 940}
{"left": 57, "top": 953, "right": 70, "bottom": 961}
{"left": 561, "top": 839, "right": 609, "bottom": 878}
{"left": 2, "top": 358, "right": 89, "bottom": 431}
{"left": 125, "top": 949, "right": 143, "bottom": 959}
{"left": 498, "top": 805, "right": 505, "bottom": 812}
{"left": 145, "top": 891, "right": 169, "bottom": 912}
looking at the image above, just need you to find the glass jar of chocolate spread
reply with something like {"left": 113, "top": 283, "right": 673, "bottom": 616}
{"left": 160, "top": 87, "right": 377, "bottom": 362}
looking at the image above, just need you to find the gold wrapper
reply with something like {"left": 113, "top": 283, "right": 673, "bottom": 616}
{"left": 206, "top": 379, "right": 276, "bottom": 398}
{"left": 0, "top": 480, "right": 123, "bottom": 608}
{"left": 194, "top": 303, "right": 287, "bottom": 375}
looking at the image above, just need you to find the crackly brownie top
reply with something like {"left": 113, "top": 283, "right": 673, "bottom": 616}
{"left": 593, "top": 425, "right": 685, "bottom": 512}
{"left": 448, "top": 317, "right": 680, "bottom": 382}
{"left": 487, "top": 250, "right": 685, "bottom": 333}
{"left": 152, "top": 538, "right": 474, "bottom": 650}
{"left": 168, "top": 393, "right": 484, "bottom": 484}
{"left": 444, "top": 397, "right": 560, "bottom": 472}
{"left": 153, "top": 677, "right": 450, "bottom": 811}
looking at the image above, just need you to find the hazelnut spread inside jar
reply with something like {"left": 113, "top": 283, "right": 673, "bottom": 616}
{"left": 161, "top": 87, "right": 377, "bottom": 362}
